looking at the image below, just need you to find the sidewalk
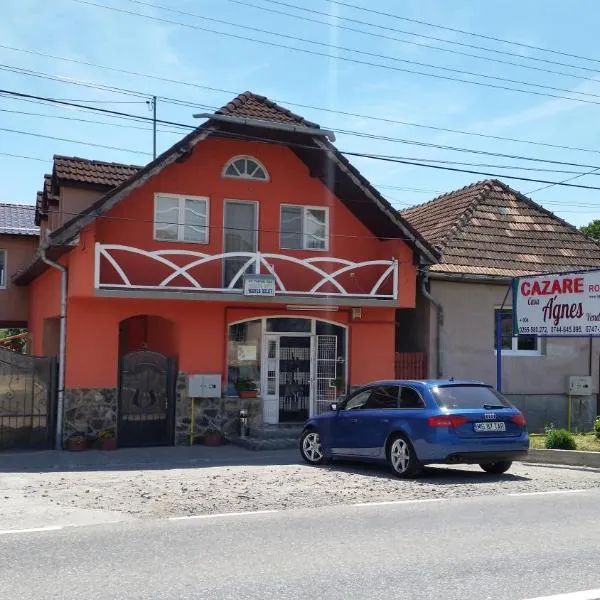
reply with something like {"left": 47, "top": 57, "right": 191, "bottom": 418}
{"left": 0, "top": 444, "right": 299, "bottom": 473}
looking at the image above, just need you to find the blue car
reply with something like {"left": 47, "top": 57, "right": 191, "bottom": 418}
{"left": 299, "top": 379, "right": 529, "bottom": 478}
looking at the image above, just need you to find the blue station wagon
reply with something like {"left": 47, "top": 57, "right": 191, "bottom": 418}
{"left": 299, "top": 379, "right": 529, "bottom": 478}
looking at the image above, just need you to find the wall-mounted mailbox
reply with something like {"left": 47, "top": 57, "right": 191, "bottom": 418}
{"left": 188, "top": 374, "right": 222, "bottom": 398}
{"left": 568, "top": 375, "right": 592, "bottom": 396}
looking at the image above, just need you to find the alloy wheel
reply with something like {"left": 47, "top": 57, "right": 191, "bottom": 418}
{"left": 302, "top": 431, "right": 324, "bottom": 464}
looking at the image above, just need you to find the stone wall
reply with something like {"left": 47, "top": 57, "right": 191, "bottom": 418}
{"left": 174, "top": 372, "right": 262, "bottom": 445}
{"left": 63, "top": 388, "right": 117, "bottom": 446}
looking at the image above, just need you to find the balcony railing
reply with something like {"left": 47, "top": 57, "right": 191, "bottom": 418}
{"left": 94, "top": 243, "right": 398, "bottom": 301}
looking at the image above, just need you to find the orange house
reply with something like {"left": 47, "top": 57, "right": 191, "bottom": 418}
{"left": 16, "top": 92, "right": 438, "bottom": 448}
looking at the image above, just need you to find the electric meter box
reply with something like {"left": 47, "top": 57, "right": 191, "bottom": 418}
{"left": 188, "top": 374, "right": 222, "bottom": 398}
{"left": 567, "top": 375, "right": 592, "bottom": 396}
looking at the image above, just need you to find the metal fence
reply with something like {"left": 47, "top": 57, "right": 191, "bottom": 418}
{"left": 0, "top": 347, "right": 57, "bottom": 450}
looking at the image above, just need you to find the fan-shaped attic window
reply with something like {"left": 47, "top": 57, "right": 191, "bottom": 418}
{"left": 223, "top": 156, "right": 269, "bottom": 181}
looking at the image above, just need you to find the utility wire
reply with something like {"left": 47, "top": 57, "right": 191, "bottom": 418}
{"left": 323, "top": 0, "right": 600, "bottom": 67}
{"left": 4, "top": 46, "right": 600, "bottom": 157}
{"left": 227, "top": 0, "right": 600, "bottom": 82}
{"left": 73, "top": 0, "right": 600, "bottom": 106}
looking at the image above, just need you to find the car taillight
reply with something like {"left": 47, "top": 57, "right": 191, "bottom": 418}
{"left": 511, "top": 413, "right": 526, "bottom": 426}
{"left": 428, "top": 415, "right": 467, "bottom": 428}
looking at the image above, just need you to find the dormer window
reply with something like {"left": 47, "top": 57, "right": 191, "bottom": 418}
{"left": 223, "top": 156, "right": 269, "bottom": 181}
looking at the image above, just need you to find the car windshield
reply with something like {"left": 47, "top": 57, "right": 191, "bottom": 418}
{"left": 431, "top": 384, "right": 512, "bottom": 409}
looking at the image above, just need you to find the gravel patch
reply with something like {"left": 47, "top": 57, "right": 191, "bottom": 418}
{"left": 2, "top": 460, "right": 600, "bottom": 519}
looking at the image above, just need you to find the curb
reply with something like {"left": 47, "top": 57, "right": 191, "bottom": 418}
{"left": 521, "top": 449, "right": 600, "bottom": 469}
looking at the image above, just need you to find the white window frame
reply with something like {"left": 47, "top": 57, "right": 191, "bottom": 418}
{"left": 493, "top": 307, "right": 541, "bottom": 357}
{"left": 222, "top": 155, "right": 270, "bottom": 182}
{"left": 279, "top": 204, "right": 329, "bottom": 252}
{"left": 0, "top": 250, "right": 6, "bottom": 289}
{"left": 153, "top": 193, "right": 210, "bottom": 244}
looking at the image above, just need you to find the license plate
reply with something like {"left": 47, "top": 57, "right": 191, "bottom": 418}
{"left": 474, "top": 421, "right": 506, "bottom": 432}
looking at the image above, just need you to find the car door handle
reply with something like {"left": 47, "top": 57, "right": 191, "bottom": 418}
{"left": 351, "top": 418, "right": 358, "bottom": 423}
{"left": 380, "top": 419, "right": 389, "bottom": 423}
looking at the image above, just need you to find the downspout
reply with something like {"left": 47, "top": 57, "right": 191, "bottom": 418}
{"left": 420, "top": 268, "right": 444, "bottom": 378}
{"left": 40, "top": 245, "right": 67, "bottom": 450}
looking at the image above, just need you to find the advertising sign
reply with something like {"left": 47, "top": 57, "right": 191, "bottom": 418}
{"left": 243, "top": 274, "right": 276, "bottom": 297}
{"left": 513, "top": 270, "right": 600, "bottom": 336}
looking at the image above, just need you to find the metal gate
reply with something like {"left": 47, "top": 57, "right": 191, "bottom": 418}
{"left": 314, "top": 335, "right": 338, "bottom": 416}
{"left": 0, "top": 347, "right": 57, "bottom": 450}
{"left": 118, "top": 350, "right": 176, "bottom": 447}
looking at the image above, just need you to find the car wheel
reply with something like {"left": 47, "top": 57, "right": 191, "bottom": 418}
{"left": 387, "top": 435, "right": 422, "bottom": 478}
{"left": 300, "top": 429, "right": 326, "bottom": 466}
{"left": 479, "top": 460, "right": 512, "bottom": 474}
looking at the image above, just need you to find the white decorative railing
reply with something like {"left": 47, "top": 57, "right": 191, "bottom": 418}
{"left": 94, "top": 243, "right": 398, "bottom": 300}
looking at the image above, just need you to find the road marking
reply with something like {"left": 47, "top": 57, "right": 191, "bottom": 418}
{"left": 352, "top": 498, "right": 445, "bottom": 507}
{"left": 168, "top": 509, "right": 279, "bottom": 521}
{"left": 0, "top": 525, "right": 63, "bottom": 536}
{"left": 508, "top": 489, "right": 587, "bottom": 497}
{"left": 521, "top": 588, "right": 600, "bottom": 600}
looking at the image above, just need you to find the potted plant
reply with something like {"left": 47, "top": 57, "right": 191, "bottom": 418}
{"left": 67, "top": 432, "right": 88, "bottom": 452}
{"left": 236, "top": 377, "right": 258, "bottom": 399}
{"left": 204, "top": 426, "right": 222, "bottom": 447}
{"left": 332, "top": 376, "right": 346, "bottom": 396}
{"left": 98, "top": 428, "right": 117, "bottom": 451}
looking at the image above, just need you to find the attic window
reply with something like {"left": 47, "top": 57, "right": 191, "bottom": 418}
{"left": 223, "top": 156, "right": 269, "bottom": 181}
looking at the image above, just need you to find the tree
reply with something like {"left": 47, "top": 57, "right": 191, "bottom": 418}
{"left": 580, "top": 219, "right": 600, "bottom": 241}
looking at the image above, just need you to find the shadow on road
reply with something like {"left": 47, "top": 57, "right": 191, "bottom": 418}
{"left": 323, "top": 459, "right": 532, "bottom": 483}
{"left": 0, "top": 445, "right": 301, "bottom": 474}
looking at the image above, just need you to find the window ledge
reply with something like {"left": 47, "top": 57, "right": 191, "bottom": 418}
{"left": 494, "top": 349, "right": 541, "bottom": 357}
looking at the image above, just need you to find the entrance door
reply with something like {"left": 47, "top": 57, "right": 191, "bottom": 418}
{"left": 278, "top": 336, "right": 312, "bottom": 422}
{"left": 118, "top": 350, "right": 176, "bottom": 447}
{"left": 263, "top": 335, "right": 279, "bottom": 425}
{"left": 313, "top": 334, "right": 338, "bottom": 416}
{"left": 223, "top": 200, "right": 258, "bottom": 288}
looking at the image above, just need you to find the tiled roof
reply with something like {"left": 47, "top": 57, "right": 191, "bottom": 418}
{"left": 0, "top": 203, "right": 39, "bottom": 236}
{"left": 402, "top": 179, "right": 600, "bottom": 277}
{"left": 216, "top": 91, "right": 320, "bottom": 128}
{"left": 53, "top": 155, "right": 142, "bottom": 187}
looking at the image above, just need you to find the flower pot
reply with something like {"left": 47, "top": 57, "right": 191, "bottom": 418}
{"left": 204, "top": 433, "right": 222, "bottom": 447}
{"left": 239, "top": 390, "right": 258, "bottom": 399}
{"left": 68, "top": 438, "right": 87, "bottom": 452}
{"left": 100, "top": 438, "right": 118, "bottom": 451}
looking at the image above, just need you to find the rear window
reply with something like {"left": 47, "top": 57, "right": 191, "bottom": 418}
{"left": 431, "top": 385, "right": 512, "bottom": 409}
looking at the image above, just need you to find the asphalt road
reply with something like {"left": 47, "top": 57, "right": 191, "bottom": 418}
{"left": 2, "top": 489, "right": 600, "bottom": 600}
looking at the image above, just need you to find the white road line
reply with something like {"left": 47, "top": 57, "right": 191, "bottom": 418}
{"left": 352, "top": 498, "right": 445, "bottom": 507}
{"left": 168, "top": 509, "right": 279, "bottom": 521}
{"left": 521, "top": 588, "right": 600, "bottom": 600}
{"left": 508, "top": 489, "right": 587, "bottom": 497}
{"left": 0, "top": 525, "right": 63, "bottom": 536}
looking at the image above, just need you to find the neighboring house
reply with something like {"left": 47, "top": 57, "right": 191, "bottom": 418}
{"left": 12, "top": 91, "right": 438, "bottom": 448}
{"left": 0, "top": 203, "right": 39, "bottom": 328}
{"left": 401, "top": 179, "right": 600, "bottom": 432}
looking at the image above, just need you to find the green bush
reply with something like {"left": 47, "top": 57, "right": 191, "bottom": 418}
{"left": 594, "top": 417, "right": 600, "bottom": 440}
{"left": 545, "top": 428, "right": 577, "bottom": 450}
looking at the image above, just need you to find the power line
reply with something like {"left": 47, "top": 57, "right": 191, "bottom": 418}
{"left": 73, "top": 0, "right": 600, "bottom": 107}
{"left": 227, "top": 0, "right": 600, "bottom": 82}
{"left": 259, "top": 0, "right": 600, "bottom": 75}
{"left": 323, "top": 0, "right": 600, "bottom": 67}
{"left": 4, "top": 45, "right": 600, "bottom": 158}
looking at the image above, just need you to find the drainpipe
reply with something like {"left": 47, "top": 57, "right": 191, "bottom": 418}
{"left": 420, "top": 268, "right": 444, "bottom": 378}
{"left": 40, "top": 246, "right": 67, "bottom": 450}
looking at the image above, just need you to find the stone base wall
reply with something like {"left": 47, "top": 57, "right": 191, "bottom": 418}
{"left": 174, "top": 372, "right": 262, "bottom": 445}
{"left": 63, "top": 388, "right": 117, "bottom": 447}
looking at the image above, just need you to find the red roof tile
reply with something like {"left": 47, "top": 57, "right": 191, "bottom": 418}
{"left": 402, "top": 179, "right": 600, "bottom": 277}
{"left": 53, "top": 155, "right": 142, "bottom": 188}
{"left": 216, "top": 91, "right": 320, "bottom": 128}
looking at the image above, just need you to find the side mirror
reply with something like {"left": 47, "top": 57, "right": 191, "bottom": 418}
{"left": 330, "top": 402, "right": 340, "bottom": 412}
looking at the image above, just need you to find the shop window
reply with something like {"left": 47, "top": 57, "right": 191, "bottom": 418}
{"left": 266, "top": 317, "right": 311, "bottom": 333}
{"left": 227, "top": 319, "right": 262, "bottom": 396}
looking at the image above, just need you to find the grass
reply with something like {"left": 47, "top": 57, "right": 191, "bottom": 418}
{"left": 529, "top": 432, "right": 600, "bottom": 452}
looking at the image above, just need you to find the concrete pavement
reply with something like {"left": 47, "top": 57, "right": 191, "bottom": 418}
{"left": 2, "top": 488, "right": 600, "bottom": 600}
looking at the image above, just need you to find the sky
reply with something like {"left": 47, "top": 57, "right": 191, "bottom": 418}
{"left": 1, "top": 0, "right": 600, "bottom": 227}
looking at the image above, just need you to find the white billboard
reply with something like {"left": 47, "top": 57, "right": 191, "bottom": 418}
{"left": 513, "top": 270, "right": 600, "bottom": 336}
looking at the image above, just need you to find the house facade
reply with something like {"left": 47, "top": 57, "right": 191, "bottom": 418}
{"left": 401, "top": 180, "right": 600, "bottom": 432}
{"left": 15, "top": 92, "right": 437, "bottom": 448}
